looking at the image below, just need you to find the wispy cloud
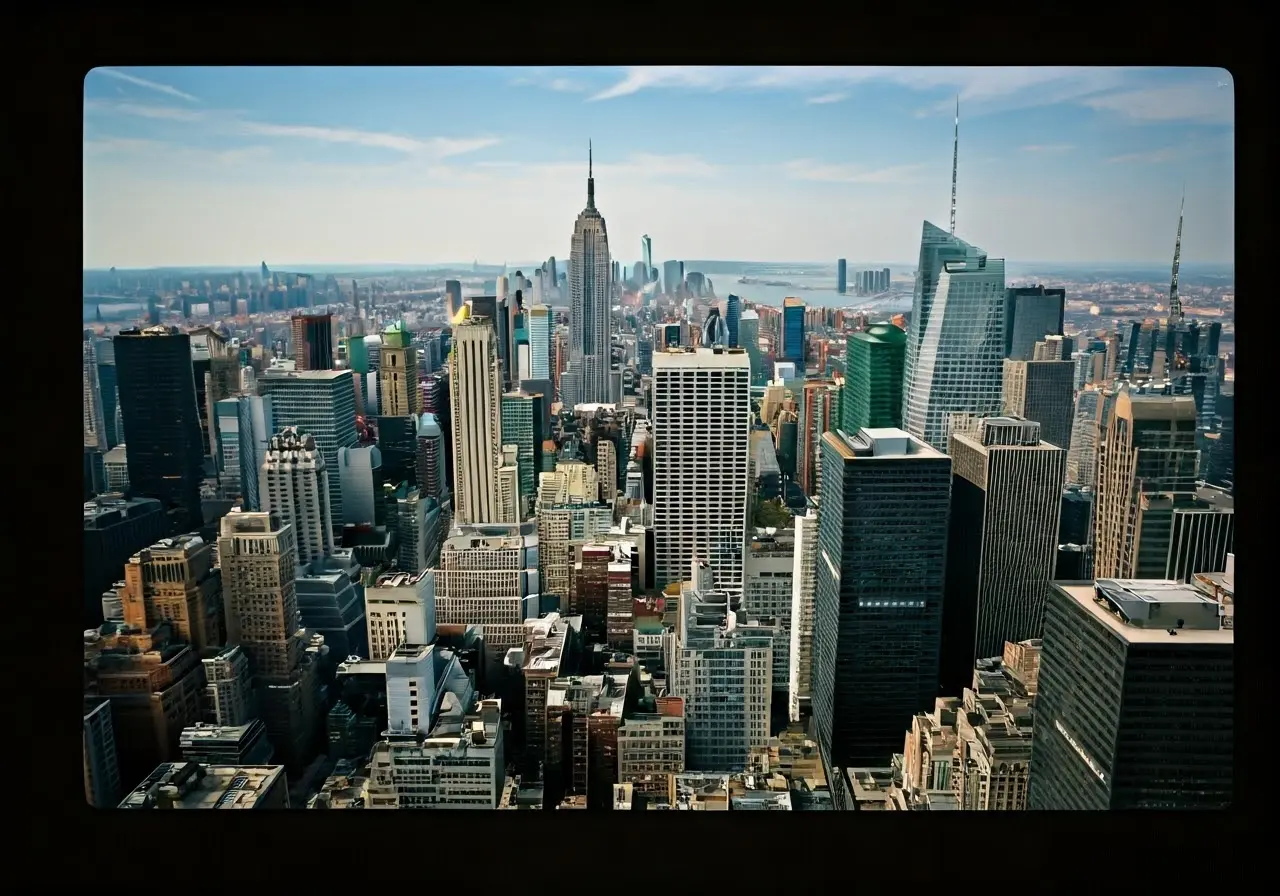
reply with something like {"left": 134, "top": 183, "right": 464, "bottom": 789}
{"left": 93, "top": 68, "right": 199, "bottom": 103}
{"left": 1020, "top": 144, "right": 1075, "bottom": 153}
{"left": 511, "top": 71, "right": 590, "bottom": 93}
{"left": 85, "top": 99, "right": 205, "bottom": 121}
{"left": 783, "top": 158, "right": 926, "bottom": 184}
{"left": 237, "top": 121, "right": 499, "bottom": 157}
{"left": 806, "top": 92, "right": 848, "bottom": 105}
{"left": 1106, "top": 146, "right": 1182, "bottom": 165}
{"left": 1082, "top": 82, "right": 1233, "bottom": 126}
{"left": 84, "top": 137, "right": 270, "bottom": 166}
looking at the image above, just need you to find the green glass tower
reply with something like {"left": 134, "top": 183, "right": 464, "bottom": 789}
{"left": 501, "top": 392, "right": 537, "bottom": 515}
{"left": 840, "top": 324, "right": 906, "bottom": 432}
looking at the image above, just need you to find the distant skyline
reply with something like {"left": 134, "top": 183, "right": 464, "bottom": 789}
{"left": 83, "top": 66, "right": 1235, "bottom": 269}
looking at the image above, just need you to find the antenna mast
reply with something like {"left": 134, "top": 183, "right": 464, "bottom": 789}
{"left": 950, "top": 96, "right": 959, "bottom": 235}
{"left": 1168, "top": 187, "right": 1185, "bottom": 324}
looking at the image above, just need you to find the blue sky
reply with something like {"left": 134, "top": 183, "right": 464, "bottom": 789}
{"left": 82, "top": 66, "right": 1234, "bottom": 269}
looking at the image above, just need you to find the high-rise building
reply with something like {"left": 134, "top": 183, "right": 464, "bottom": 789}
{"left": 725, "top": 294, "right": 742, "bottom": 349}
{"left": 121, "top": 533, "right": 224, "bottom": 653}
{"left": 421, "top": 373, "right": 453, "bottom": 490}
{"left": 1094, "top": 390, "right": 1200, "bottom": 579}
{"left": 119, "top": 761, "right": 290, "bottom": 809}
{"left": 669, "top": 564, "right": 774, "bottom": 772}
{"left": 738, "top": 311, "right": 765, "bottom": 387}
{"left": 781, "top": 297, "right": 806, "bottom": 372}
{"left": 214, "top": 394, "right": 274, "bottom": 510}
{"left": 1029, "top": 579, "right": 1232, "bottom": 810}
{"left": 641, "top": 234, "right": 653, "bottom": 283}
{"left": 84, "top": 336, "right": 108, "bottom": 451}
{"left": 114, "top": 326, "right": 206, "bottom": 534}
{"left": 259, "top": 369, "right": 359, "bottom": 528}
{"left": 337, "top": 443, "right": 381, "bottom": 527}
{"left": 812, "top": 428, "right": 951, "bottom": 787}
{"left": 414, "top": 413, "right": 449, "bottom": 504}
{"left": 568, "top": 541, "right": 633, "bottom": 647}
{"left": 83, "top": 696, "right": 122, "bottom": 808}
{"left": 1002, "top": 355, "right": 1075, "bottom": 450}
{"left": 567, "top": 143, "right": 613, "bottom": 406}
{"left": 290, "top": 313, "right": 334, "bottom": 371}
{"left": 1003, "top": 287, "right": 1065, "bottom": 361}
{"left": 1065, "top": 386, "right": 1103, "bottom": 489}
{"left": 365, "top": 570, "right": 437, "bottom": 662}
{"left": 840, "top": 323, "right": 906, "bottom": 433}
{"left": 617, "top": 696, "right": 685, "bottom": 800}
{"left": 261, "top": 427, "right": 335, "bottom": 567}
{"left": 449, "top": 315, "right": 505, "bottom": 526}
{"left": 836, "top": 259, "right": 847, "bottom": 295}
{"left": 295, "top": 552, "right": 367, "bottom": 660}
{"left": 378, "top": 321, "right": 422, "bottom": 418}
{"left": 201, "top": 644, "right": 255, "bottom": 727}
{"left": 942, "top": 417, "right": 1065, "bottom": 695}
{"left": 501, "top": 392, "right": 538, "bottom": 517}
{"left": 527, "top": 304, "right": 553, "bottom": 381}
{"left": 788, "top": 509, "right": 818, "bottom": 722}
{"left": 901, "top": 226, "right": 1007, "bottom": 452}
{"left": 744, "top": 530, "right": 796, "bottom": 697}
{"left": 652, "top": 348, "right": 751, "bottom": 595}
{"left": 217, "top": 510, "right": 319, "bottom": 769}
{"left": 663, "top": 260, "right": 682, "bottom": 296}
{"left": 95, "top": 337, "right": 121, "bottom": 450}
{"left": 83, "top": 495, "right": 168, "bottom": 629}
{"left": 798, "top": 379, "right": 839, "bottom": 497}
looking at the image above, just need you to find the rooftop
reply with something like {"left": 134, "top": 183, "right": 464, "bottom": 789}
{"left": 1059, "top": 581, "right": 1233, "bottom": 645}
{"left": 826, "top": 427, "right": 945, "bottom": 461}
{"left": 119, "top": 762, "right": 285, "bottom": 809}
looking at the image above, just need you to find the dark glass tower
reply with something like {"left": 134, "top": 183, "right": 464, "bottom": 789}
{"left": 1004, "top": 286, "right": 1065, "bottom": 361}
{"left": 811, "top": 428, "right": 951, "bottom": 789}
{"left": 840, "top": 323, "right": 906, "bottom": 433}
{"left": 1029, "top": 580, "right": 1233, "bottom": 810}
{"left": 291, "top": 313, "right": 335, "bottom": 371}
{"left": 725, "top": 294, "right": 742, "bottom": 349}
{"left": 782, "top": 298, "right": 806, "bottom": 372}
{"left": 114, "top": 327, "right": 206, "bottom": 534}
{"left": 836, "top": 259, "right": 847, "bottom": 295}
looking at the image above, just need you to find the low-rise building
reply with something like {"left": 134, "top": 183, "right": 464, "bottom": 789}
{"left": 119, "top": 761, "right": 289, "bottom": 809}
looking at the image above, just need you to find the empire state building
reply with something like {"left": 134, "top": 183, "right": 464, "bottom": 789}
{"left": 565, "top": 141, "right": 612, "bottom": 406}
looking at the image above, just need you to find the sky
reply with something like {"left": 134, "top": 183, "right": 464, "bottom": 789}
{"left": 82, "top": 66, "right": 1235, "bottom": 269}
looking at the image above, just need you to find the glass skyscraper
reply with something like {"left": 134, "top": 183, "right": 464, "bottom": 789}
{"left": 782, "top": 297, "right": 806, "bottom": 373}
{"left": 840, "top": 324, "right": 906, "bottom": 433}
{"left": 725, "top": 294, "right": 742, "bottom": 349}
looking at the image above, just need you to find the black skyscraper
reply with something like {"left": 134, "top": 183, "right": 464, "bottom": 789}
{"left": 812, "top": 429, "right": 951, "bottom": 787}
{"left": 1004, "top": 287, "right": 1066, "bottom": 360}
{"left": 1029, "top": 580, "right": 1233, "bottom": 810}
{"left": 114, "top": 327, "right": 206, "bottom": 534}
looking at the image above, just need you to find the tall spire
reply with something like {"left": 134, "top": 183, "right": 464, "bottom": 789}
{"left": 950, "top": 95, "right": 960, "bottom": 235}
{"left": 587, "top": 139, "right": 595, "bottom": 210}
{"left": 1168, "top": 186, "right": 1185, "bottom": 325}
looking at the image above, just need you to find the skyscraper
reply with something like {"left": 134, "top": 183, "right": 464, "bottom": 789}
{"left": 840, "top": 324, "right": 906, "bottom": 433}
{"left": 652, "top": 348, "right": 751, "bottom": 595}
{"left": 942, "top": 417, "right": 1065, "bottom": 695}
{"left": 260, "top": 427, "right": 335, "bottom": 567}
{"left": 290, "top": 313, "right": 334, "bottom": 371}
{"left": 1029, "top": 579, "right": 1233, "bottom": 810}
{"left": 95, "top": 337, "right": 121, "bottom": 450}
{"left": 1002, "top": 355, "right": 1075, "bottom": 449}
{"left": 641, "top": 234, "right": 653, "bottom": 283}
{"left": 214, "top": 394, "right": 274, "bottom": 511}
{"left": 501, "top": 391, "right": 538, "bottom": 517}
{"left": 527, "top": 303, "right": 553, "bottom": 381}
{"left": 812, "top": 428, "right": 951, "bottom": 785}
{"left": 738, "top": 310, "right": 765, "bottom": 387}
{"left": 662, "top": 260, "right": 682, "bottom": 297}
{"left": 449, "top": 314, "right": 505, "bottom": 526}
{"left": 901, "top": 225, "right": 1007, "bottom": 452}
{"left": 444, "top": 280, "right": 462, "bottom": 320}
{"left": 781, "top": 297, "right": 806, "bottom": 372}
{"left": 258, "top": 369, "right": 359, "bottom": 529}
{"left": 1093, "top": 390, "right": 1200, "bottom": 579}
{"left": 725, "top": 294, "right": 742, "bottom": 349}
{"left": 836, "top": 259, "right": 847, "bottom": 295}
{"left": 566, "top": 142, "right": 612, "bottom": 406}
{"left": 378, "top": 321, "right": 422, "bottom": 418}
{"left": 114, "top": 326, "right": 205, "bottom": 534}
{"left": 83, "top": 336, "right": 108, "bottom": 451}
{"left": 1004, "top": 287, "right": 1065, "bottom": 361}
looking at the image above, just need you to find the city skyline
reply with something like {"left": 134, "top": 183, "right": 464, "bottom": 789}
{"left": 83, "top": 66, "right": 1235, "bottom": 269}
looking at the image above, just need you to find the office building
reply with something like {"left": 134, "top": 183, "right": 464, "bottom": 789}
{"left": 119, "top": 761, "right": 289, "bottom": 809}
{"left": 1065, "top": 387, "right": 1103, "bottom": 489}
{"left": 798, "top": 379, "right": 839, "bottom": 497}
{"left": 296, "top": 552, "right": 367, "bottom": 660}
{"left": 1029, "top": 580, "right": 1232, "bottom": 809}
{"left": 385, "top": 643, "right": 437, "bottom": 735}
{"left": 202, "top": 644, "right": 255, "bottom": 727}
{"left": 1166, "top": 485, "right": 1235, "bottom": 582}
{"left": 942, "top": 418, "right": 1064, "bottom": 695}
{"left": 337, "top": 443, "right": 382, "bottom": 527}
{"left": 652, "top": 348, "right": 751, "bottom": 595}
{"left": 259, "top": 369, "right": 359, "bottom": 527}
{"left": 114, "top": 326, "right": 206, "bottom": 533}
{"left": 527, "top": 304, "right": 553, "bottom": 380}
{"left": 725, "top": 294, "right": 742, "bottom": 349}
{"left": 217, "top": 510, "right": 319, "bottom": 770}
{"left": 261, "top": 427, "right": 335, "bottom": 567}
{"left": 214, "top": 394, "right": 274, "bottom": 510}
{"left": 812, "top": 428, "right": 951, "bottom": 791}
{"left": 449, "top": 314, "right": 505, "bottom": 526}
{"left": 120, "top": 533, "right": 223, "bottom": 653}
{"left": 83, "top": 495, "right": 168, "bottom": 629}
{"left": 414, "top": 413, "right": 449, "bottom": 504}
{"left": 1002, "top": 353, "right": 1075, "bottom": 449}
{"left": 745, "top": 530, "right": 796, "bottom": 696}
{"left": 566, "top": 145, "right": 613, "bottom": 406}
{"left": 567, "top": 541, "right": 633, "bottom": 647}
{"left": 836, "top": 259, "right": 847, "bottom": 295}
{"left": 95, "top": 337, "right": 121, "bottom": 449}
{"left": 902, "top": 223, "right": 1006, "bottom": 453}
{"left": 521, "top": 614, "right": 577, "bottom": 776}
{"left": 788, "top": 509, "right": 818, "bottom": 723}
{"left": 290, "top": 313, "right": 334, "bottom": 371}
{"left": 378, "top": 320, "right": 422, "bottom": 418}
{"left": 536, "top": 503, "right": 613, "bottom": 605}
{"left": 84, "top": 697, "right": 121, "bottom": 808}
{"left": 738, "top": 310, "right": 765, "bottom": 387}
{"left": 781, "top": 297, "right": 806, "bottom": 372}
{"left": 1004, "top": 287, "right": 1065, "bottom": 361}
{"left": 84, "top": 336, "right": 108, "bottom": 451}
{"left": 669, "top": 565, "right": 774, "bottom": 772}
{"left": 618, "top": 695, "right": 686, "bottom": 800}
{"left": 365, "top": 570, "right": 437, "bottom": 662}
{"left": 103, "top": 445, "right": 128, "bottom": 493}
{"left": 180, "top": 721, "right": 275, "bottom": 767}
{"left": 840, "top": 324, "right": 906, "bottom": 433}
{"left": 1094, "top": 391, "right": 1200, "bottom": 579}
{"left": 501, "top": 392, "right": 538, "bottom": 517}
{"left": 392, "top": 483, "right": 440, "bottom": 573}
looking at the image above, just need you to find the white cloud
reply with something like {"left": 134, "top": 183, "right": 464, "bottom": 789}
{"left": 92, "top": 68, "right": 199, "bottom": 103}
{"left": 86, "top": 100, "right": 205, "bottom": 121}
{"left": 783, "top": 158, "right": 927, "bottom": 184}
{"left": 1083, "top": 81, "right": 1233, "bottom": 125}
{"left": 84, "top": 137, "right": 271, "bottom": 166}
{"left": 237, "top": 121, "right": 499, "bottom": 157}
{"left": 1106, "top": 146, "right": 1182, "bottom": 165}
{"left": 1020, "top": 144, "right": 1075, "bottom": 153}
{"left": 806, "top": 92, "right": 848, "bottom": 105}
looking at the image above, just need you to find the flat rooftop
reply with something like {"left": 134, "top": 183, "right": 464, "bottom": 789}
{"left": 261, "top": 368, "right": 351, "bottom": 381}
{"left": 825, "top": 428, "right": 945, "bottom": 461}
{"left": 119, "top": 763, "right": 285, "bottom": 809}
{"left": 1059, "top": 581, "right": 1233, "bottom": 645}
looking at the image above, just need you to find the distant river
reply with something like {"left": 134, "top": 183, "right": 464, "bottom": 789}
{"left": 689, "top": 266, "right": 915, "bottom": 311}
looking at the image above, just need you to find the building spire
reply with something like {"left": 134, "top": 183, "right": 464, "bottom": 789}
{"left": 950, "top": 95, "right": 959, "bottom": 235}
{"left": 1168, "top": 185, "right": 1185, "bottom": 324}
{"left": 587, "top": 139, "right": 595, "bottom": 209}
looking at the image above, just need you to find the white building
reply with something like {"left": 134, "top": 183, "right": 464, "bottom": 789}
{"left": 385, "top": 643, "right": 436, "bottom": 736}
{"left": 651, "top": 348, "right": 751, "bottom": 595}
{"left": 497, "top": 444, "right": 520, "bottom": 524}
{"left": 789, "top": 509, "right": 818, "bottom": 722}
{"left": 260, "top": 427, "right": 335, "bottom": 566}
{"left": 527, "top": 303, "right": 553, "bottom": 380}
{"left": 365, "top": 570, "right": 437, "bottom": 662}
{"left": 337, "top": 443, "right": 382, "bottom": 527}
{"left": 449, "top": 314, "right": 504, "bottom": 526}
{"left": 745, "top": 530, "right": 795, "bottom": 693}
